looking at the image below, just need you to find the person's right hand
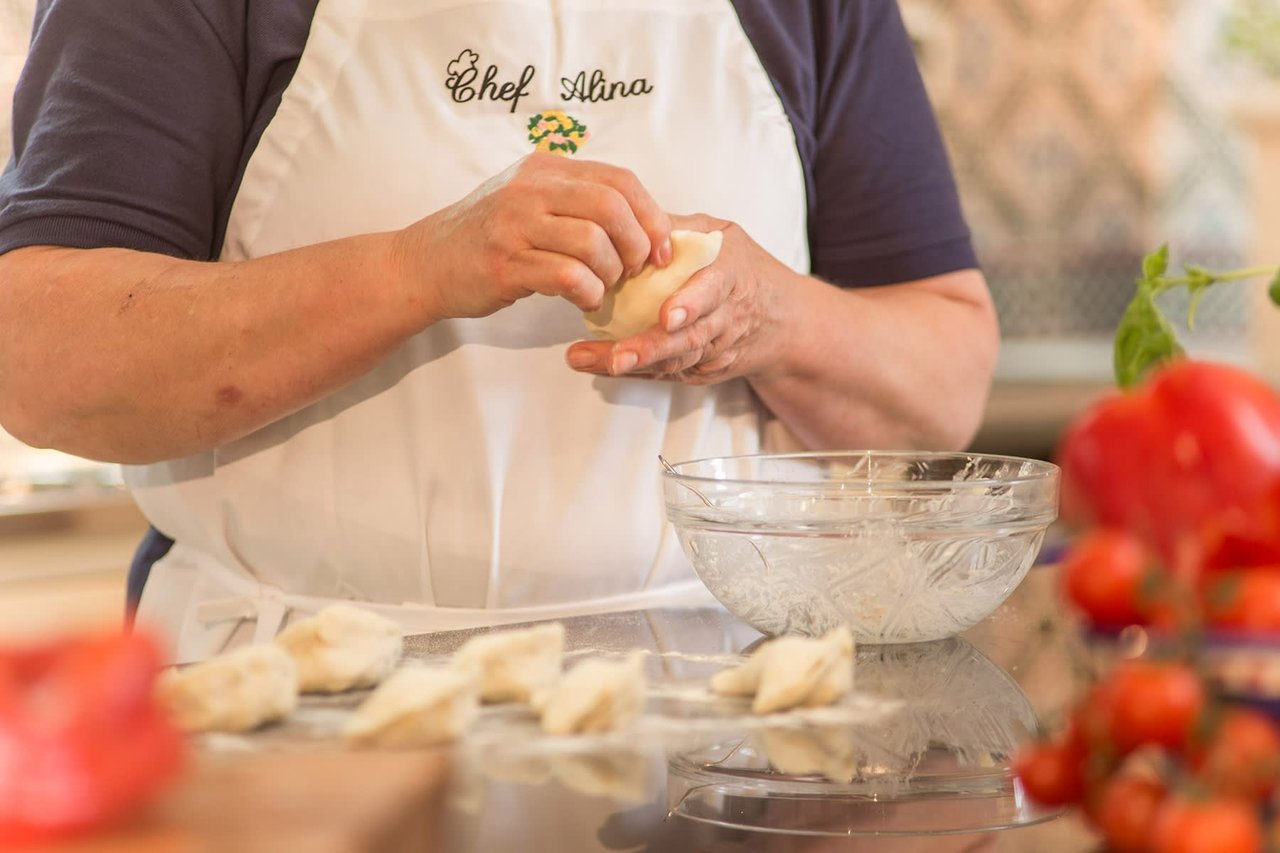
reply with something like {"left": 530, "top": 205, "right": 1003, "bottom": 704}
{"left": 393, "top": 152, "right": 672, "bottom": 321}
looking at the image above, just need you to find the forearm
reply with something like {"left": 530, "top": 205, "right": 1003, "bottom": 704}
{"left": 0, "top": 236, "right": 429, "bottom": 463}
{"left": 0, "top": 155, "right": 673, "bottom": 464}
{"left": 748, "top": 269, "right": 999, "bottom": 451}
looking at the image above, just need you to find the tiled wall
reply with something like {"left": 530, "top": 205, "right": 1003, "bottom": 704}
{"left": 905, "top": 0, "right": 1252, "bottom": 346}
{"left": 1, "top": 0, "right": 35, "bottom": 167}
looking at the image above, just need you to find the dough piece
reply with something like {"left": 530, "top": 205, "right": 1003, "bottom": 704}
{"left": 710, "top": 627, "right": 854, "bottom": 714}
{"left": 344, "top": 665, "right": 480, "bottom": 748}
{"left": 551, "top": 749, "right": 650, "bottom": 802}
{"left": 450, "top": 622, "right": 565, "bottom": 703}
{"left": 477, "top": 752, "right": 554, "bottom": 787}
{"left": 533, "top": 650, "right": 647, "bottom": 735}
{"left": 583, "top": 229, "right": 723, "bottom": 340}
{"left": 754, "top": 725, "right": 858, "bottom": 782}
{"left": 275, "top": 603, "right": 402, "bottom": 694}
{"left": 157, "top": 643, "right": 298, "bottom": 733}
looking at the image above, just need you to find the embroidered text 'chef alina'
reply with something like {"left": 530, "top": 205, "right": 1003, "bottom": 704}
{"left": 444, "top": 48, "right": 654, "bottom": 114}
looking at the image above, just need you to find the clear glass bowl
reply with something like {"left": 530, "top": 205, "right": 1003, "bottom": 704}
{"left": 662, "top": 451, "right": 1060, "bottom": 643}
{"left": 666, "top": 638, "right": 1057, "bottom": 836}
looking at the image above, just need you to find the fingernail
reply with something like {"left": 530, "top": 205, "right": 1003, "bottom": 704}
{"left": 666, "top": 307, "right": 687, "bottom": 332}
{"left": 566, "top": 349, "right": 597, "bottom": 370}
{"left": 658, "top": 239, "right": 673, "bottom": 266}
{"left": 612, "top": 351, "right": 638, "bottom": 373}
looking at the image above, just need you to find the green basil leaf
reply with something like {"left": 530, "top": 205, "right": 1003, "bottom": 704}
{"left": 1142, "top": 243, "right": 1170, "bottom": 281}
{"left": 1270, "top": 268, "right": 1280, "bottom": 307}
{"left": 1114, "top": 282, "right": 1184, "bottom": 388}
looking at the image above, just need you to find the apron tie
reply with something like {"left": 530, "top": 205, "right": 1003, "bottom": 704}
{"left": 195, "top": 583, "right": 291, "bottom": 645}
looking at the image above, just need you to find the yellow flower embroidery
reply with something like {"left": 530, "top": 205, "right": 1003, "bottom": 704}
{"left": 527, "top": 110, "right": 589, "bottom": 155}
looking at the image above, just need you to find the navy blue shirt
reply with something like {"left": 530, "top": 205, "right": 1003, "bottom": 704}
{"left": 0, "top": 0, "right": 980, "bottom": 602}
{"left": 2, "top": 0, "right": 975, "bottom": 280}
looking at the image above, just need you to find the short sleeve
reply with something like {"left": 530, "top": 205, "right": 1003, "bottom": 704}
{"left": 0, "top": 0, "right": 246, "bottom": 260}
{"left": 731, "top": 0, "right": 978, "bottom": 287}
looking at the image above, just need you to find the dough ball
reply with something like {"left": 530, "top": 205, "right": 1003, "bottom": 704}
{"left": 157, "top": 643, "right": 298, "bottom": 733}
{"left": 275, "top": 603, "right": 402, "bottom": 694}
{"left": 344, "top": 665, "right": 480, "bottom": 748}
{"left": 533, "top": 650, "right": 647, "bottom": 735}
{"left": 754, "top": 725, "right": 858, "bottom": 782}
{"left": 550, "top": 749, "right": 650, "bottom": 802}
{"left": 450, "top": 622, "right": 565, "bottom": 704}
{"left": 583, "top": 229, "right": 723, "bottom": 340}
{"left": 710, "top": 627, "right": 854, "bottom": 714}
{"left": 477, "top": 752, "right": 554, "bottom": 787}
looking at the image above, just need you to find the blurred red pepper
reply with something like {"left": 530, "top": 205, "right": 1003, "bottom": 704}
{"left": 0, "top": 629, "right": 185, "bottom": 845}
{"left": 1057, "top": 360, "right": 1280, "bottom": 576}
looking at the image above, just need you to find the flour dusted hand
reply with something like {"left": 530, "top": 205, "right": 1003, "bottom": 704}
{"left": 565, "top": 214, "right": 794, "bottom": 386}
{"left": 157, "top": 643, "right": 298, "bottom": 733}
{"left": 450, "top": 622, "right": 565, "bottom": 703}
{"left": 275, "top": 603, "right": 402, "bottom": 694}
{"left": 710, "top": 627, "right": 854, "bottom": 714}
{"left": 583, "top": 229, "right": 722, "bottom": 340}
{"left": 344, "top": 665, "right": 480, "bottom": 748}
{"left": 533, "top": 650, "right": 647, "bottom": 735}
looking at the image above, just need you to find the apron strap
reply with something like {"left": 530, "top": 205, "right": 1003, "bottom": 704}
{"left": 194, "top": 584, "right": 292, "bottom": 644}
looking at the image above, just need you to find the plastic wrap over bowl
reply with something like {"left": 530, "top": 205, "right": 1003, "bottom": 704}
{"left": 662, "top": 451, "right": 1060, "bottom": 643}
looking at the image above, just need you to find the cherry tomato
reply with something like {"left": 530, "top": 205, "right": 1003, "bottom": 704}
{"left": 1103, "top": 661, "right": 1206, "bottom": 755}
{"left": 1061, "top": 528, "right": 1157, "bottom": 629}
{"left": 1013, "top": 738, "right": 1085, "bottom": 806}
{"left": 1152, "top": 795, "right": 1263, "bottom": 853}
{"left": 1201, "top": 569, "right": 1280, "bottom": 634}
{"left": 1089, "top": 775, "right": 1165, "bottom": 853}
{"left": 1187, "top": 707, "right": 1280, "bottom": 800}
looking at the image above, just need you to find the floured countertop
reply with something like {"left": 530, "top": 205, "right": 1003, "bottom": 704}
{"left": 54, "top": 573, "right": 1104, "bottom": 852}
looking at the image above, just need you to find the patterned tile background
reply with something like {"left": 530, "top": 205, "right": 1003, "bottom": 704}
{"left": 903, "top": 0, "right": 1253, "bottom": 345}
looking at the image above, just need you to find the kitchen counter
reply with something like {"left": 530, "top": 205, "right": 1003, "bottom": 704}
{"left": 969, "top": 379, "right": 1114, "bottom": 461}
{"left": 0, "top": 500, "right": 146, "bottom": 642}
{"left": 409, "top": 565, "right": 1099, "bottom": 852}
{"left": 73, "top": 564, "right": 1099, "bottom": 853}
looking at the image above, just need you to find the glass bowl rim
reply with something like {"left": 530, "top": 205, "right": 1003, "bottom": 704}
{"left": 662, "top": 450, "right": 1061, "bottom": 491}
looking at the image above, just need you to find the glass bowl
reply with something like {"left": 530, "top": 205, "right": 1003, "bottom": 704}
{"left": 666, "top": 638, "right": 1056, "bottom": 836}
{"left": 662, "top": 451, "right": 1060, "bottom": 643}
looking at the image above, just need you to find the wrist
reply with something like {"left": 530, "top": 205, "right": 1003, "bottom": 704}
{"left": 385, "top": 219, "right": 448, "bottom": 328}
{"left": 748, "top": 270, "right": 824, "bottom": 385}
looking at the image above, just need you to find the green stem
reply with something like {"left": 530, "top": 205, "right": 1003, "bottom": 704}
{"left": 1155, "top": 266, "right": 1277, "bottom": 291}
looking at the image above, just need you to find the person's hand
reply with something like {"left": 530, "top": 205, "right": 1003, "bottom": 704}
{"left": 565, "top": 213, "right": 798, "bottom": 384}
{"left": 393, "top": 152, "right": 672, "bottom": 321}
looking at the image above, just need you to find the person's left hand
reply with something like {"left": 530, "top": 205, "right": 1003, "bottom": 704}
{"left": 564, "top": 213, "right": 798, "bottom": 384}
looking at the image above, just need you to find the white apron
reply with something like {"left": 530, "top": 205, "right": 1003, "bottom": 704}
{"left": 127, "top": 0, "right": 809, "bottom": 662}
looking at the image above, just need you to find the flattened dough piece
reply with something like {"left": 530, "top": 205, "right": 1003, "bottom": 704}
{"left": 710, "top": 627, "right": 854, "bottom": 714}
{"left": 754, "top": 724, "right": 858, "bottom": 782}
{"left": 157, "top": 643, "right": 298, "bottom": 733}
{"left": 583, "top": 229, "right": 723, "bottom": 340}
{"left": 534, "top": 650, "right": 647, "bottom": 735}
{"left": 275, "top": 603, "right": 402, "bottom": 694}
{"left": 551, "top": 749, "right": 650, "bottom": 802}
{"left": 344, "top": 666, "right": 480, "bottom": 748}
{"left": 450, "top": 622, "right": 565, "bottom": 704}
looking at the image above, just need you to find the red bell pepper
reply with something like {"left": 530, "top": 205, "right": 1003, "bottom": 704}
{"left": 1057, "top": 359, "right": 1280, "bottom": 576}
{"left": 0, "top": 629, "right": 185, "bottom": 845}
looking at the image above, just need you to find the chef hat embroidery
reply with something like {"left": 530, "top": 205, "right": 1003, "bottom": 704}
{"left": 527, "top": 110, "right": 589, "bottom": 155}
